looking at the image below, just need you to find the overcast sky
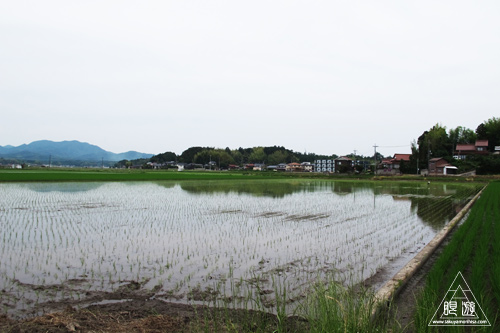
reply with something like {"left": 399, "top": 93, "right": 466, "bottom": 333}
{"left": 1, "top": 1, "right": 499, "bottom": 157}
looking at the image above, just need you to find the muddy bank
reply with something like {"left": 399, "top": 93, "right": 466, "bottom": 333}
{"left": 0, "top": 298, "right": 309, "bottom": 333}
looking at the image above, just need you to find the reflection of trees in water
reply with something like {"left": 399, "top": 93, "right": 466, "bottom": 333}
{"left": 152, "top": 182, "right": 177, "bottom": 189}
{"left": 179, "top": 180, "right": 378, "bottom": 198}
{"left": 332, "top": 181, "right": 374, "bottom": 195}
{"left": 392, "top": 184, "right": 481, "bottom": 230}
{"left": 179, "top": 181, "right": 301, "bottom": 198}
{"left": 409, "top": 196, "right": 457, "bottom": 229}
{"left": 174, "top": 180, "right": 480, "bottom": 228}
{"left": 179, "top": 180, "right": 338, "bottom": 198}
{"left": 26, "top": 182, "right": 104, "bottom": 193}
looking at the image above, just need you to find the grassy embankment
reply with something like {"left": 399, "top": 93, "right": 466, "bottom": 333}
{"left": 411, "top": 181, "right": 500, "bottom": 332}
{"left": 0, "top": 167, "right": 492, "bottom": 183}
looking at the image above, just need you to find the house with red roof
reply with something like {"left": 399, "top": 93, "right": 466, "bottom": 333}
{"left": 454, "top": 140, "right": 489, "bottom": 160}
{"left": 377, "top": 153, "right": 411, "bottom": 175}
{"left": 286, "top": 162, "right": 303, "bottom": 172}
{"left": 428, "top": 157, "right": 458, "bottom": 175}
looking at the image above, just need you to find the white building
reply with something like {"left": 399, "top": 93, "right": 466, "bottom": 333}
{"left": 301, "top": 162, "right": 313, "bottom": 172}
{"left": 314, "top": 160, "right": 335, "bottom": 173}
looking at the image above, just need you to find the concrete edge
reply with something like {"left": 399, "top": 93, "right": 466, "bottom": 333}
{"left": 371, "top": 185, "right": 487, "bottom": 318}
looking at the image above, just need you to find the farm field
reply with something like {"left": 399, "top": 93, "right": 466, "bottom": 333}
{"left": 0, "top": 179, "right": 483, "bottom": 323}
{"left": 1, "top": 167, "right": 495, "bottom": 183}
{"left": 0, "top": 168, "right": 259, "bottom": 182}
{"left": 411, "top": 181, "right": 500, "bottom": 331}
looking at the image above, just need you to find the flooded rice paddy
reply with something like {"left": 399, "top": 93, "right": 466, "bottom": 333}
{"left": 0, "top": 180, "right": 482, "bottom": 318}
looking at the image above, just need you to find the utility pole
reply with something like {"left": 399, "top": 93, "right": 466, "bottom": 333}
{"left": 427, "top": 140, "right": 431, "bottom": 174}
{"left": 373, "top": 144, "right": 378, "bottom": 173}
{"left": 353, "top": 150, "right": 357, "bottom": 170}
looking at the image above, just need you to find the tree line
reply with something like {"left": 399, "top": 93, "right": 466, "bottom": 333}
{"left": 148, "top": 146, "right": 339, "bottom": 169}
{"left": 405, "top": 117, "right": 500, "bottom": 174}
{"left": 117, "top": 117, "right": 499, "bottom": 174}
{"left": 116, "top": 146, "right": 379, "bottom": 170}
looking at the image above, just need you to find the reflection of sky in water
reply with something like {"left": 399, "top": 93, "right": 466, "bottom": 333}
{"left": 0, "top": 181, "right": 481, "bottom": 316}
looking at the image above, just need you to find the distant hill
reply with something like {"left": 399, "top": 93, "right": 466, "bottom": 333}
{"left": 0, "top": 140, "right": 153, "bottom": 165}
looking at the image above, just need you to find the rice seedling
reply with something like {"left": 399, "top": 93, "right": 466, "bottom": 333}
{"left": 413, "top": 182, "right": 499, "bottom": 332}
{"left": 0, "top": 180, "right": 482, "bottom": 320}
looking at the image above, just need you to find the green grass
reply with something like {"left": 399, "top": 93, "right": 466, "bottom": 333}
{"left": 413, "top": 181, "right": 500, "bottom": 332}
{"left": 299, "top": 280, "right": 384, "bottom": 333}
{"left": 0, "top": 169, "right": 277, "bottom": 182}
{"left": 186, "top": 276, "right": 385, "bottom": 333}
{"left": 0, "top": 167, "right": 491, "bottom": 183}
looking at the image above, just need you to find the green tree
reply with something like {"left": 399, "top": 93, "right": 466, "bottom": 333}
{"left": 408, "top": 140, "right": 420, "bottom": 174}
{"left": 476, "top": 155, "right": 500, "bottom": 174}
{"left": 448, "top": 126, "right": 476, "bottom": 145}
{"left": 248, "top": 147, "right": 267, "bottom": 163}
{"left": 193, "top": 149, "right": 213, "bottom": 166}
{"left": 179, "top": 147, "right": 205, "bottom": 163}
{"left": 213, "top": 150, "right": 235, "bottom": 169}
{"left": 150, "top": 151, "right": 177, "bottom": 163}
{"left": 415, "top": 124, "right": 451, "bottom": 170}
{"left": 230, "top": 150, "right": 244, "bottom": 166}
{"left": 475, "top": 123, "right": 487, "bottom": 140}
{"left": 114, "top": 159, "right": 131, "bottom": 168}
{"left": 194, "top": 149, "right": 235, "bottom": 169}
{"left": 476, "top": 117, "right": 500, "bottom": 151}
{"left": 268, "top": 150, "right": 288, "bottom": 165}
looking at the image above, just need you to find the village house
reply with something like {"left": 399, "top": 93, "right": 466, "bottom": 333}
{"left": 428, "top": 157, "right": 457, "bottom": 175}
{"left": 277, "top": 163, "right": 287, "bottom": 172}
{"left": 335, "top": 156, "right": 353, "bottom": 173}
{"left": 454, "top": 140, "right": 489, "bottom": 160}
{"left": 184, "top": 163, "right": 204, "bottom": 170}
{"left": 377, "top": 153, "right": 411, "bottom": 175}
{"left": 301, "top": 162, "right": 313, "bottom": 172}
{"left": 253, "top": 163, "right": 265, "bottom": 171}
{"left": 286, "top": 162, "right": 303, "bottom": 172}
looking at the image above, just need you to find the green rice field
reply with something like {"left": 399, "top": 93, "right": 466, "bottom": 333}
{"left": 413, "top": 181, "right": 500, "bottom": 332}
{"left": 0, "top": 179, "right": 483, "bottom": 320}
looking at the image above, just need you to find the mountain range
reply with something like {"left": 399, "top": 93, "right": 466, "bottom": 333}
{"left": 0, "top": 140, "right": 153, "bottom": 165}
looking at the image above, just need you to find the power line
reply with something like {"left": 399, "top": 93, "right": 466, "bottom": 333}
{"left": 377, "top": 145, "right": 411, "bottom": 148}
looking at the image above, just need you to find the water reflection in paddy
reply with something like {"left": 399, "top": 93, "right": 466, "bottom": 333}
{"left": 0, "top": 180, "right": 482, "bottom": 317}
